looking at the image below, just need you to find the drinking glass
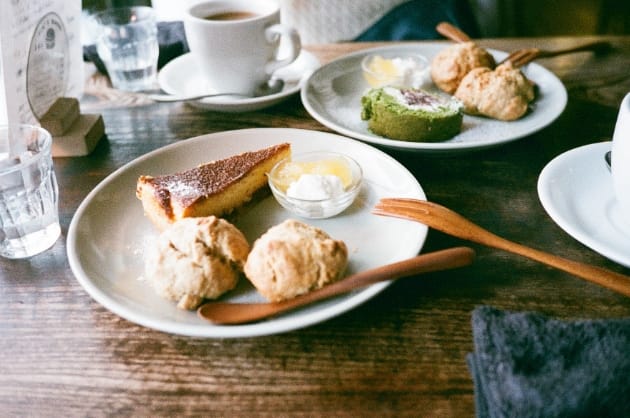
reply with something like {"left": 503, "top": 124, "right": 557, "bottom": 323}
{"left": 95, "top": 6, "right": 159, "bottom": 92}
{"left": 0, "top": 125, "right": 60, "bottom": 258}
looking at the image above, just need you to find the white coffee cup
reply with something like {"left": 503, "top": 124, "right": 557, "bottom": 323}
{"left": 611, "top": 92, "right": 630, "bottom": 219}
{"left": 184, "top": 0, "right": 301, "bottom": 96}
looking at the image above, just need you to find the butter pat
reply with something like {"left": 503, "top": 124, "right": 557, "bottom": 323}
{"left": 40, "top": 98, "right": 80, "bottom": 136}
{"left": 52, "top": 114, "right": 105, "bottom": 157}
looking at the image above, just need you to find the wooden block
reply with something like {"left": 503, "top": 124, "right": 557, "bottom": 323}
{"left": 40, "top": 97, "right": 81, "bottom": 136}
{"left": 52, "top": 114, "right": 105, "bottom": 157}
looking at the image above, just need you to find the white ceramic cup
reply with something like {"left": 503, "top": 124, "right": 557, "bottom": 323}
{"left": 611, "top": 92, "right": 630, "bottom": 221}
{"left": 183, "top": 0, "right": 301, "bottom": 96}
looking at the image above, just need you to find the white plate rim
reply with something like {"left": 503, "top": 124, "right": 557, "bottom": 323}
{"left": 537, "top": 141, "right": 630, "bottom": 267}
{"left": 158, "top": 51, "right": 319, "bottom": 112}
{"left": 67, "top": 128, "right": 428, "bottom": 338}
{"left": 301, "top": 43, "right": 568, "bottom": 153}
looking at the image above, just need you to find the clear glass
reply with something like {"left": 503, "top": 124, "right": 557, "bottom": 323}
{"left": 361, "top": 52, "right": 429, "bottom": 89}
{"left": 0, "top": 125, "right": 60, "bottom": 258}
{"left": 95, "top": 6, "right": 159, "bottom": 92}
{"left": 268, "top": 151, "right": 363, "bottom": 219}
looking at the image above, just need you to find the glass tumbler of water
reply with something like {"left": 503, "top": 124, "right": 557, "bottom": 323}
{"left": 0, "top": 125, "right": 60, "bottom": 259}
{"left": 95, "top": 6, "right": 159, "bottom": 92}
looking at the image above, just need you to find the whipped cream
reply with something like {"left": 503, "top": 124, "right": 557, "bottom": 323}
{"left": 286, "top": 174, "right": 345, "bottom": 200}
{"left": 383, "top": 87, "right": 460, "bottom": 112}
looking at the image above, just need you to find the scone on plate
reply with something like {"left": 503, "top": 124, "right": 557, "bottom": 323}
{"left": 361, "top": 87, "right": 463, "bottom": 142}
{"left": 244, "top": 219, "right": 348, "bottom": 302}
{"left": 144, "top": 216, "right": 250, "bottom": 310}
{"left": 136, "top": 143, "right": 291, "bottom": 230}
{"left": 430, "top": 41, "right": 496, "bottom": 94}
{"left": 454, "top": 61, "right": 535, "bottom": 121}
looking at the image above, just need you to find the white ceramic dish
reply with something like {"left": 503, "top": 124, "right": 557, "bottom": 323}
{"left": 301, "top": 43, "right": 568, "bottom": 153}
{"left": 158, "top": 51, "right": 320, "bottom": 112}
{"left": 538, "top": 141, "right": 630, "bottom": 268}
{"left": 67, "top": 128, "right": 427, "bottom": 338}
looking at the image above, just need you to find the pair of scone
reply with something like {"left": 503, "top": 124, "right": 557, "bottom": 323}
{"left": 431, "top": 41, "right": 535, "bottom": 121}
{"left": 137, "top": 143, "right": 348, "bottom": 310}
{"left": 145, "top": 217, "right": 348, "bottom": 310}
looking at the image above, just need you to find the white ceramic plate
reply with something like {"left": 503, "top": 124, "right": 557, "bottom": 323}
{"left": 158, "top": 51, "right": 320, "bottom": 112}
{"left": 301, "top": 43, "right": 568, "bottom": 153}
{"left": 538, "top": 141, "right": 630, "bottom": 267}
{"left": 67, "top": 128, "right": 427, "bottom": 338}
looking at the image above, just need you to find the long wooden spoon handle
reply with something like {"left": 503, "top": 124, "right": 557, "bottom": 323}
{"left": 198, "top": 247, "right": 475, "bottom": 325}
{"left": 537, "top": 40, "right": 611, "bottom": 59}
{"left": 436, "top": 22, "right": 471, "bottom": 43}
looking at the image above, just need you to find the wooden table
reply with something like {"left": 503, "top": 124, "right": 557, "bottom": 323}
{"left": 2, "top": 36, "right": 630, "bottom": 416}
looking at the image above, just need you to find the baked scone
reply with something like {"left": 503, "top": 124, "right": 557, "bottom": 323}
{"left": 361, "top": 86, "right": 463, "bottom": 142}
{"left": 244, "top": 219, "right": 348, "bottom": 302}
{"left": 431, "top": 41, "right": 496, "bottom": 94}
{"left": 136, "top": 143, "right": 291, "bottom": 230}
{"left": 454, "top": 62, "right": 535, "bottom": 121}
{"left": 144, "top": 216, "right": 250, "bottom": 310}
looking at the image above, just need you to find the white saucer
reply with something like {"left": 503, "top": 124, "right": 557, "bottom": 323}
{"left": 538, "top": 142, "right": 630, "bottom": 267}
{"left": 158, "top": 51, "right": 320, "bottom": 112}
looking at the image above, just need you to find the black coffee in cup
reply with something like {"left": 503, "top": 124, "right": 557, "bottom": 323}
{"left": 204, "top": 11, "right": 258, "bottom": 21}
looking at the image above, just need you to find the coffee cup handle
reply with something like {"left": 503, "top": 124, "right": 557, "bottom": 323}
{"left": 264, "top": 24, "right": 301, "bottom": 75}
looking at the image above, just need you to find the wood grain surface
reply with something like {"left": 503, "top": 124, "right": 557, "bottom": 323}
{"left": 2, "top": 37, "right": 630, "bottom": 417}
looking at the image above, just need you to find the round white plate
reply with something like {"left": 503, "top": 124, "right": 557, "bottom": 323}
{"left": 301, "top": 43, "right": 567, "bottom": 153}
{"left": 67, "top": 128, "right": 427, "bottom": 338}
{"left": 538, "top": 141, "right": 630, "bottom": 268}
{"left": 158, "top": 51, "right": 320, "bottom": 112}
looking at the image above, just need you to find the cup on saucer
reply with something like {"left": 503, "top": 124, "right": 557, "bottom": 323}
{"left": 183, "top": 0, "right": 301, "bottom": 97}
{"left": 611, "top": 93, "right": 630, "bottom": 224}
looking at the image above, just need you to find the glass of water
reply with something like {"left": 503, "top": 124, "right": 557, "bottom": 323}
{"left": 94, "top": 6, "right": 159, "bottom": 92}
{"left": 0, "top": 125, "right": 60, "bottom": 259}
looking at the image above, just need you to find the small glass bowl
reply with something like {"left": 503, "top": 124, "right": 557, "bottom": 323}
{"left": 361, "top": 52, "right": 429, "bottom": 89}
{"left": 267, "top": 151, "right": 363, "bottom": 219}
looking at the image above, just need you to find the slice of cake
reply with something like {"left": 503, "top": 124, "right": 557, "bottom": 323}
{"left": 137, "top": 143, "right": 291, "bottom": 230}
{"left": 361, "top": 87, "right": 463, "bottom": 142}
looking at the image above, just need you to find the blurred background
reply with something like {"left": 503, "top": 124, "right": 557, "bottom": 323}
{"left": 81, "top": 0, "right": 630, "bottom": 40}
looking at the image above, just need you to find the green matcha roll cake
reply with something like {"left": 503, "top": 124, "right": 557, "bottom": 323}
{"left": 361, "top": 87, "right": 463, "bottom": 142}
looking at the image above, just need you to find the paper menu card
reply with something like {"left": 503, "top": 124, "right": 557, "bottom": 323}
{"left": 0, "top": 0, "right": 83, "bottom": 126}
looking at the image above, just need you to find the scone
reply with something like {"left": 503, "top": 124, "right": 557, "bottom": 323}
{"left": 454, "top": 62, "right": 535, "bottom": 121}
{"left": 361, "top": 86, "right": 463, "bottom": 142}
{"left": 431, "top": 41, "right": 496, "bottom": 94}
{"left": 144, "top": 216, "right": 250, "bottom": 310}
{"left": 244, "top": 219, "right": 348, "bottom": 302}
{"left": 136, "top": 143, "right": 291, "bottom": 230}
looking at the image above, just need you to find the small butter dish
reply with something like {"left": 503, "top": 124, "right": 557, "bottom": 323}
{"left": 361, "top": 53, "right": 429, "bottom": 89}
{"left": 267, "top": 151, "right": 362, "bottom": 219}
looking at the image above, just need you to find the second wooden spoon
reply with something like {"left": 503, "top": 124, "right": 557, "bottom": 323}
{"left": 198, "top": 246, "right": 475, "bottom": 325}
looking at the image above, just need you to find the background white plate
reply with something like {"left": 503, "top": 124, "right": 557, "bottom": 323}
{"left": 301, "top": 43, "right": 568, "bottom": 153}
{"left": 158, "top": 51, "right": 320, "bottom": 112}
{"left": 538, "top": 142, "right": 630, "bottom": 268}
{"left": 67, "top": 128, "right": 427, "bottom": 338}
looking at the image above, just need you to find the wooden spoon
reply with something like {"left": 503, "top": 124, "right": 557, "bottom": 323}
{"left": 436, "top": 22, "right": 471, "bottom": 43}
{"left": 198, "top": 247, "right": 475, "bottom": 325}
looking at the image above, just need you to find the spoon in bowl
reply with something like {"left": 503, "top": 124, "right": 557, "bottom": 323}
{"left": 147, "top": 78, "right": 285, "bottom": 102}
{"left": 197, "top": 246, "right": 475, "bottom": 325}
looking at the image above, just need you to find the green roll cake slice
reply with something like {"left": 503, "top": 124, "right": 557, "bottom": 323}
{"left": 361, "top": 87, "right": 463, "bottom": 142}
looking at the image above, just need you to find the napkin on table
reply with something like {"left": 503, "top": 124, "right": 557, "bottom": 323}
{"left": 467, "top": 306, "right": 630, "bottom": 418}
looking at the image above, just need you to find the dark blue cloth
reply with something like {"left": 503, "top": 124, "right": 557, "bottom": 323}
{"left": 468, "top": 306, "right": 630, "bottom": 418}
{"left": 355, "top": 0, "right": 480, "bottom": 41}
